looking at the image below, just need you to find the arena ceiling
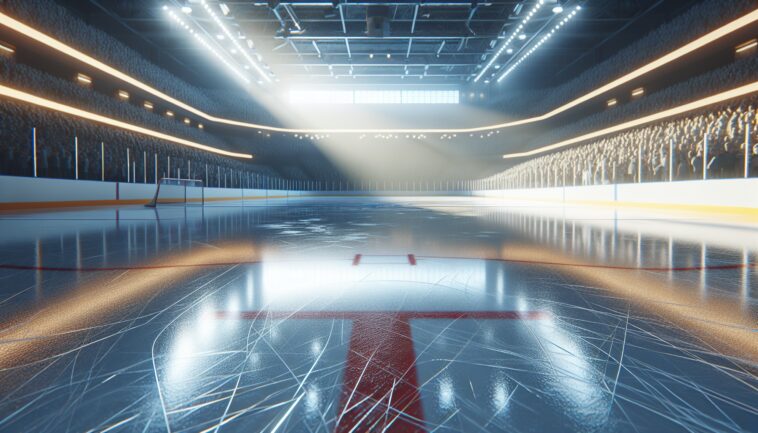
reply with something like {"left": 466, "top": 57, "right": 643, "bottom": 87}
{"left": 61, "top": 0, "right": 701, "bottom": 90}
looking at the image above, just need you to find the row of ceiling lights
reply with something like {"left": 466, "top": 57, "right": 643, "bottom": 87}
{"left": 164, "top": 2, "right": 274, "bottom": 85}
{"left": 200, "top": 0, "right": 272, "bottom": 83}
{"left": 177, "top": 1, "right": 229, "bottom": 17}
{"left": 165, "top": 7, "right": 250, "bottom": 84}
{"left": 473, "top": 0, "right": 545, "bottom": 82}
{"left": 496, "top": 5, "right": 581, "bottom": 83}
{"left": 475, "top": 1, "right": 580, "bottom": 85}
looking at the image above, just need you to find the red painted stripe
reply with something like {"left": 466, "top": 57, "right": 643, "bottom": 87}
{"left": 214, "top": 310, "right": 548, "bottom": 320}
{"left": 407, "top": 254, "right": 417, "bottom": 266}
{"left": 408, "top": 310, "right": 548, "bottom": 320}
{"left": 336, "top": 313, "right": 425, "bottom": 433}
{"left": 352, "top": 254, "right": 362, "bottom": 266}
{"left": 418, "top": 255, "right": 757, "bottom": 272}
{"left": 0, "top": 260, "right": 260, "bottom": 272}
{"left": 213, "top": 309, "right": 547, "bottom": 432}
{"left": 1, "top": 256, "right": 753, "bottom": 273}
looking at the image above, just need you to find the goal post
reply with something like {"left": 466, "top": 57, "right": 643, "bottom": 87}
{"left": 145, "top": 177, "right": 204, "bottom": 207}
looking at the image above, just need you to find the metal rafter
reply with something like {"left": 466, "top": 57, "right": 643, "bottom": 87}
{"left": 69, "top": 0, "right": 681, "bottom": 87}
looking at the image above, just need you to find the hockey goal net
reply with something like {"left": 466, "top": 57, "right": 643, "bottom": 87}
{"left": 145, "top": 178, "right": 204, "bottom": 207}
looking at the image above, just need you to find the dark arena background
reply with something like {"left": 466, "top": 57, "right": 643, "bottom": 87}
{"left": 0, "top": 0, "right": 756, "bottom": 432}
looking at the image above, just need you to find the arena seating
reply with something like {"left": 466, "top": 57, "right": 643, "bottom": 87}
{"left": 0, "top": 57, "right": 227, "bottom": 148}
{"left": 0, "top": 0, "right": 755, "bottom": 189}
{"left": 0, "top": 97, "right": 280, "bottom": 185}
{"left": 530, "top": 55, "right": 758, "bottom": 147}
{"left": 484, "top": 99, "right": 758, "bottom": 188}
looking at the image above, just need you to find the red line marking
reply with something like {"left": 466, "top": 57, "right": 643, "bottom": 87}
{"left": 215, "top": 310, "right": 548, "bottom": 321}
{"left": 419, "top": 255, "right": 757, "bottom": 272}
{"left": 336, "top": 313, "right": 425, "bottom": 432}
{"left": 214, "top": 309, "right": 544, "bottom": 432}
{"left": 352, "top": 254, "right": 362, "bottom": 266}
{"left": 1, "top": 256, "right": 753, "bottom": 273}
{"left": 0, "top": 261, "right": 261, "bottom": 272}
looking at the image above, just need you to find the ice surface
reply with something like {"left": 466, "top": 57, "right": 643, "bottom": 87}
{"left": 0, "top": 197, "right": 755, "bottom": 432}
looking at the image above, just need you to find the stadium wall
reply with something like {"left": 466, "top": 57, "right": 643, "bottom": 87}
{"left": 475, "top": 178, "right": 758, "bottom": 214}
{"left": 0, "top": 175, "right": 756, "bottom": 213}
{"left": 0, "top": 175, "right": 310, "bottom": 209}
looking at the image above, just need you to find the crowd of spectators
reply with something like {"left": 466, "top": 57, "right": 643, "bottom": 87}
{"left": 0, "top": 96, "right": 289, "bottom": 188}
{"left": 1, "top": 0, "right": 755, "bottom": 192}
{"left": 477, "top": 43, "right": 758, "bottom": 191}
{"left": 490, "top": 0, "right": 757, "bottom": 117}
{"left": 483, "top": 99, "right": 758, "bottom": 189}
{"left": 0, "top": 56, "right": 232, "bottom": 150}
{"left": 525, "top": 54, "right": 758, "bottom": 149}
{"left": 0, "top": 19, "right": 328, "bottom": 188}
{"left": 0, "top": 0, "right": 337, "bottom": 185}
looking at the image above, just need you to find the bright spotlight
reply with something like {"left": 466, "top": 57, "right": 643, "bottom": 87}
{"left": 518, "top": 33, "right": 526, "bottom": 40}
{"left": 181, "top": 5, "right": 192, "bottom": 14}
{"left": 552, "top": 5, "right": 563, "bottom": 14}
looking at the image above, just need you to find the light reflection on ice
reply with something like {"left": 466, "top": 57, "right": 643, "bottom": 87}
{"left": 437, "top": 375, "right": 456, "bottom": 411}
{"left": 526, "top": 311, "right": 609, "bottom": 427}
{"left": 310, "top": 339, "right": 322, "bottom": 359}
{"left": 304, "top": 384, "right": 321, "bottom": 419}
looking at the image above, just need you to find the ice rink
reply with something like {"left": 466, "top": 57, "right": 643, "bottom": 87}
{"left": 0, "top": 197, "right": 755, "bottom": 433}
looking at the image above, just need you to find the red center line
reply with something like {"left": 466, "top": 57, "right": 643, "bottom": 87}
{"left": 1, "top": 257, "right": 754, "bottom": 273}
{"left": 214, "top": 310, "right": 548, "bottom": 320}
{"left": 337, "top": 313, "right": 424, "bottom": 433}
{"left": 213, "top": 309, "right": 546, "bottom": 432}
{"left": 418, "top": 255, "right": 757, "bottom": 272}
{"left": 0, "top": 261, "right": 262, "bottom": 272}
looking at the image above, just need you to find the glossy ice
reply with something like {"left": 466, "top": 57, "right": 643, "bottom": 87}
{"left": 0, "top": 197, "right": 755, "bottom": 433}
